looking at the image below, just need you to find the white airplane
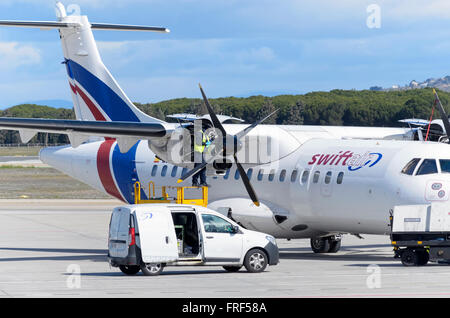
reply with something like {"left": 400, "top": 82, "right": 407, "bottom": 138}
{"left": 1, "top": 3, "right": 450, "bottom": 254}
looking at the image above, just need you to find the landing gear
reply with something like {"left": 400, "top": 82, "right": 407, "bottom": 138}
{"left": 310, "top": 235, "right": 342, "bottom": 253}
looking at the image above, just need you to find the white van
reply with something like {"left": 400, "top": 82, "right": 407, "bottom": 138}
{"left": 108, "top": 204, "right": 279, "bottom": 276}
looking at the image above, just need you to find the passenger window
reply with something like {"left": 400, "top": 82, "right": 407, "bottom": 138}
{"left": 161, "top": 165, "right": 168, "bottom": 177}
{"left": 224, "top": 169, "right": 230, "bottom": 180}
{"left": 201, "top": 214, "right": 235, "bottom": 233}
{"left": 247, "top": 168, "right": 253, "bottom": 180}
{"left": 181, "top": 167, "right": 188, "bottom": 177}
{"left": 416, "top": 159, "right": 438, "bottom": 175}
{"left": 151, "top": 165, "right": 158, "bottom": 177}
{"left": 440, "top": 160, "right": 450, "bottom": 173}
{"left": 301, "top": 170, "right": 310, "bottom": 184}
{"left": 337, "top": 172, "right": 344, "bottom": 184}
{"left": 291, "top": 169, "right": 298, "bottom": 182}
{"left": 268, "top": 169, "right": 275, "bottom": 182}
{"left": 313, "top": 171, "right": 320, "bottom": 183}
{"left": 234, "top": 169, "right": 240, "bottom": 180}
{"left": 171, "top": 166, "right": 178, "bottom": 177}
{"left": 279, "top": 170, "right": 286, "bottom": 182}
{"left": 325, "top": 171, "right": 332, "bottom": 184}
{"left": 401, "top": 158, "right": 420, "bottom": 175}
{"left": 257, "top": 169, "right": 264, "bottom": 181}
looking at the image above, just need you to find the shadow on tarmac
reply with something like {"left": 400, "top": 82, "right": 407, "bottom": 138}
{"left": 0, "top": 247, "right": 107, "bottom": 262}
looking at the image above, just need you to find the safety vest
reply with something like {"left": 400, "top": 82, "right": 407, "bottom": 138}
{"left": 194, "top": 130, "right": 209, "bottom": 153}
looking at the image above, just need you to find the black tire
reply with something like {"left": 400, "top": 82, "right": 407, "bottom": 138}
{"left": 401, "top": 249, "right": 419, "bottom": 266}
{"left": 328, "top": 240, "right": 342, "bottom": 253}
{"left": 140, "top": 262, "right": 164, "bottom": 276}
{"left": 223, "top": 266, "right": 242, "bottom": 272}
{"left": 310, "top": 237, "right": 331, "bottom": 253}
{"left": 244, "top": 248, "right": 268, "bottom": 273}
{"left": 119, "top": 265, "right": 140, "bottom": 275}
{"left": 417, "top": 250, "right": 429, "bottom": 266}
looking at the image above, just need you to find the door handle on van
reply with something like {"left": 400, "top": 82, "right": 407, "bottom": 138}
{"left": 206, "top": 236, "right": 214, "bottom": 239}
{"left": 165, "top": 236, "right": 169, "bottom": 244}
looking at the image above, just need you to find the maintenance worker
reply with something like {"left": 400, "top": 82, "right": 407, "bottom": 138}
{"left": 192, "top": 124, "right": 210, "bottom": 187}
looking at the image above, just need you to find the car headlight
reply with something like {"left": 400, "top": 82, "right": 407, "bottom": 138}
{"left": 266, "top": 235, "right": 277, "bottom": 246}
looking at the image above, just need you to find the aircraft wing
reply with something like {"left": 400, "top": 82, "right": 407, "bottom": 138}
{"left": 0, "top": 117, "right": 171, "bottom": 152}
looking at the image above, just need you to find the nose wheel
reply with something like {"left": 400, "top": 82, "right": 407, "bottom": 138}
{"left": 310, "top": 235, "right": 342, "bottom": 253}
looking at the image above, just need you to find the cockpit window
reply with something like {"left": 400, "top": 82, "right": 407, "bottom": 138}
{"left": 416, "top": 159, "right": 438, "bottom": 175}
{"left": 440, "top": 160, "right": 450, "bottom": 173}
{"left": 401, "top": 158, "right": 420, "bottom": 175}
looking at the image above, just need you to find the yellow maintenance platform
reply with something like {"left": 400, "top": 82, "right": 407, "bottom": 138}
{"left": 133, "top": 181, "right": 208, "bottom": 207}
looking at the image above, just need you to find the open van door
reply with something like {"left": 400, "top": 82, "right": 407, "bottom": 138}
{"left": 109, "top": 207, "right": 132, "bottom": 258}
{"left": 135, "top": 207, "right": 178, "bottom": 263}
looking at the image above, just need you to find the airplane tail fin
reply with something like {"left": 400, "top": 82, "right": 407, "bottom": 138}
{"left": 0, "top": 2, "right": 169, "bottom": 123}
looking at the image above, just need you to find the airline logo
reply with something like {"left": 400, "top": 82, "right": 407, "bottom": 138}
{"left": 308, "top": 150, "right": 383, "bottom": 171}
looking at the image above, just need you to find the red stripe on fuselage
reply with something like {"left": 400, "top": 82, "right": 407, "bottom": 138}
{"left": 69, "top": 82, "right": 107, "bottom": 121}
{"left": 97, "top": 139, "right": 124, "bottom": 201}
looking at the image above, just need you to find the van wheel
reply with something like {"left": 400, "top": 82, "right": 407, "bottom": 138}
{"left": 223, "top": 266, "right": 242, "bottom": 272}
{"left": 244, "top": 249, "right": 268, "bottom": 273}
{"left": 140, "top": 263, "right": 164, "bottom": 276}
{"left": 119, "top": 265, "right": 140, "bottom": 275}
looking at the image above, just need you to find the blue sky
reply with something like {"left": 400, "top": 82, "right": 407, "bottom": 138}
{"left": 0, "top": 0, "right": 450, "bottom": 107}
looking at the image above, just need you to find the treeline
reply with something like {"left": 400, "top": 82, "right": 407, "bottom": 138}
{"left": 0, "top": 88, "right": 448, "bottom": 145}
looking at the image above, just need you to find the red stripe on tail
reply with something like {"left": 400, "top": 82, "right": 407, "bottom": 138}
{"left": 70, "top": 82, "right": 107, "bottom": 121}
{"left": 97, "top": 139, "right": 124, "bottom": 201}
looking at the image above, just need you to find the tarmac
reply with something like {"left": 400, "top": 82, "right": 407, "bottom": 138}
{"left": 1, "top": 200, "right": 450, "bottom": 298}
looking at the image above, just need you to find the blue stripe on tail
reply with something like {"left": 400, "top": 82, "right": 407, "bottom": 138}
{"left": 67, "top": 59, "right": 140, "bottom": 122}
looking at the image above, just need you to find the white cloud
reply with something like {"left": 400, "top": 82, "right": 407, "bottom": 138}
{"left": 0, "top": 42, "right": 40, "bottom": 70}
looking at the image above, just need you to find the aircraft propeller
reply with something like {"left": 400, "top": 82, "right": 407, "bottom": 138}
{"left": 177, "top": 84, "right": 278, "bottom": 207}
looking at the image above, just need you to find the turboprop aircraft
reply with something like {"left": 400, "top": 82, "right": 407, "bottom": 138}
{"left": 1, "top": 3, "right": 450, "bottom": 254}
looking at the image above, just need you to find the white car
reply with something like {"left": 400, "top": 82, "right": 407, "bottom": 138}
{"left": 108, "top": 204, "right": 279, "bottom": 276}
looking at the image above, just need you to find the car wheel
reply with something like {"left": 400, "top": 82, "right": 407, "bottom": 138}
{"left": 244, "top": 248, "right": 268, "bottom": 273}
{"left": 119, "top": 265, "right": 140, "bottom": 275}
{"left": 140, "top": 262, "right": 164, "bottom": 276}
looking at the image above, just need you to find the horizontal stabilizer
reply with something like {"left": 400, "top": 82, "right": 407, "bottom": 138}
{"left": 0, "top": 20, "right": 169, "bottom": 32}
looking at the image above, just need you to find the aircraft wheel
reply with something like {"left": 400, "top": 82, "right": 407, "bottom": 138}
{"left": 140, "top": 262, "right": 164, "bottom": 276}
{"left": 310, "top": 237, "right": 331, "bottom": 253}
{"left": 328, "top": 239, "right": 342, "bottom": 253}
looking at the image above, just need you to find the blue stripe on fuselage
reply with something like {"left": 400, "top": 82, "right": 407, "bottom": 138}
{"left": 111, "top": 141, "right": 148, "bottom": 204}
{"left": 66, "top": 59, "right": 140, "bottom": 122}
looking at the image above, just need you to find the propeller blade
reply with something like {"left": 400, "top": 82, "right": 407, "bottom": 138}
{"left": 234, "top": 154, "right": 260, "bottom": 207}
{"left": 235, "top": 109, "right": 279, "bottom": 141}
{"left": 433, "top": 89, "right": 450, "bottom": 141}
{"left": 198, "top": 84, "right": 227, "bottom": 138}
{"left": 177, "top": 161, "right": 209, "bottom": 183}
